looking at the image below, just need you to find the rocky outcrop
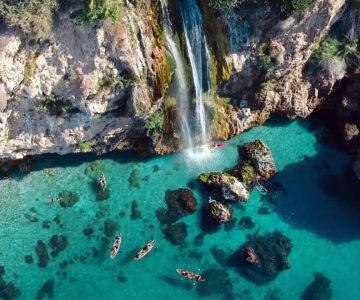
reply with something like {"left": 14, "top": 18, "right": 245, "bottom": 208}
{"left": 0, "top": 1, "right": 171, "bottom": 159}
{"left": 206, "top": 200, "right": 232, "bottom": 224}
{"left": 301, "top": 273, "right": 332, "bottom": 300}
{"left": 238, "top": 140, "right": 277, "bottom": 180}
{"left": 198, "top": 172, "right": 249, "bottom": 202}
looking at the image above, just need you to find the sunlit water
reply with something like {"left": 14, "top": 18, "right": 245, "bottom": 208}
{"left": 1, "top": 118, "right": 360, "bottom": 299}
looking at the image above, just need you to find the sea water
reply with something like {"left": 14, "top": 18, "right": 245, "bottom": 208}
{"left": 0, "top": 118, "right": 360, "bottom": 300}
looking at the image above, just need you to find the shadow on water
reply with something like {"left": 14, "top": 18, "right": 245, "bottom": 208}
{"left": 271, "top": 118, "right": 360, "bottom": 244}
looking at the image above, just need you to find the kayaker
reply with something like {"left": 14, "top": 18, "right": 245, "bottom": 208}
{"left": 100, "top": 173, "right": 106, "bottom": 190}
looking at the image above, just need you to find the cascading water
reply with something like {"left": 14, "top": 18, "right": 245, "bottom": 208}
{"left": 178, "top": 0, "right": 212, "bottom": 147}
{"left": 160, "top": 0, "right": 212, "bottom": 155}
{"left": 160, "top": 0, "right": 193, "bottom": 149}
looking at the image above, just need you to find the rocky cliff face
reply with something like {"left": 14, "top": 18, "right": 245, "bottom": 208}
{"left": 0, "top": 1, "right": 170, "bottom": 159}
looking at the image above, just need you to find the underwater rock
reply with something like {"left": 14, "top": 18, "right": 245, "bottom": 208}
{"left": 131, "top": 200, "right": 142, "bottom": 220}
{"left": 104, "top": 219, "right": 118, "bottom": 237}
{"left": 36, "top": 279, "right": 54, "bottom": 300}
{"left": 198, "top": 172, "right": 249, "bottom": 202}
{"left": 96, "top": 206, "right": 109, "bottom": 219}
{"left": 210, "top": 246, "right": 226, "bottom": 267}
{"left": 59, "top": 191, "right": 79, "bottom": 208}
{"left": 83, "top": 226, "right": 94, "bottom": 239}
{"left": 59, "top": 261, "right": 68, "bottom": 270}
{"left": 301, "top": 273, "right": 332, "bottom": 300}
{"left": 165, "top": 189, "right": 197, "bottom": 217}
{"left": 24, "top": 212, "right": 38, "bottom": 223}
{"left": 117, "top": 272, "right": 127, "bottom": 283}
{"left": 207, "top": 200, "right": 232, "bottom": 224}
{"left": 239, "top": 140, "right": 276, "bottom": 181}
{"left": 229, "top": 231, "right": 292, "bottom": 285}
{"left": 0, "top": 282, "right": 21, "bottom": 300}
{"left": 42, "top": 220, "right": 51, "bottom": 229}
{"left": 84, "top": 161, "right": 105, "bottom": 177}
{"left": 128, "top": 168, "right": 140, "bottom": 189}
{"left": 36, "top": 240, "right": 49, "bottom": 268}
{"left": 163, "top": 222, "right": 187, "bottom": 245}
{"left": 0, "top": 265, "right": 5, "bottom": 276}
{"left": 155, "top": 208, "right": 178, "bottom": 225}
{"left": 224, "top": 217, "right": 237, "bottom": 232}
{"left": 49, "top": 235, "right": 68, "bottom": 257}
{"left": 24, "top": 255, "right": 34, "bottom": 264}
{"left": 196, "top": 268, "right": 234, "bottom": 299}
{"left": 238, "top": 216, "right": 255, "bottom": 230}
{"left": 96, "top": 188, "right": 110, "bottom": 201}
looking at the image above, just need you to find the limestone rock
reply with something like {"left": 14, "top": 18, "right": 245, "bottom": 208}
{"left": 207, "top": 200, "right": 232, "bottom": 224}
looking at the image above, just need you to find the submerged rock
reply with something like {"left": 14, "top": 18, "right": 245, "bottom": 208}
{"left": 196, "top": 268, "right": 234, "bottom": 299}
{"left": 104, "top": 219, "right": 118, "bottom": 237}
{"left": 24, "top": 212, "right": 38, "bottom": 223}
{"left": 163, "top": 222, "right": 187, "bottom": 245}
{"left": 238, "top": 216, "right": 255, "bottom": 230}
{"left": 96, "top": 188, "right": 110, "bottom": 201}
{"left": 49, "top": 235, "right": 68, "bottom": 257}
{"left": 207, "top": 200, "right": 232, "bottom": 224}
{"left": 24, "top": 255, "right": 34, "bottom": 264}
{"left": 36, "top": 240, "right": 49, "bottom": 268}
{"left": 36, "top": 279, "right": 54, "bottom": 300}
{"left": 198, "top": 172, "right": 249, "bottom": 202}
{"left": 156, "top": 189, "right": 197, "bottom": 225}
{"left": 131, "top": 200, "right": 142, "bottom": 220}
{"left": 83, "top": 226, "right": 94, "bottom": 239}
{"left": 239, "top": 140, "right": 276, "bottom": 181}
{"left": 0, "top": 282, "right": 21, "bottom": 300}
{"left": 301, "top": 273, "right": 332, "bottom": 300}
{"left": 84, "top": 161, "right": 105, "bottom": 177}
{"left": 229, "top": 231, "right": 292, "bottom": 285}
{"left": 59, "top": 191, "right": 79, "bottom": 208}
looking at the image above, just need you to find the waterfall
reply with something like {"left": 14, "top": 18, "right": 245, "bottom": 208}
{"left": 160, "top": 0, "right": 212, "bottom": 151}
{"left": 179, "top": 0, "right": 211, "bottom": 146}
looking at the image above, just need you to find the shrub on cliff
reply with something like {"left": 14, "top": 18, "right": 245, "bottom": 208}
{"left": 0, "top": 0, "right": 58, "bottom": 38}
{"left": 145, "top": 111, "right": 164, "bottom": 134}
{"left": 281, "top": 0, "right": 314, "bottom": 15}
{"left": 77, "top": 0, "right": 122, "bottom": 24}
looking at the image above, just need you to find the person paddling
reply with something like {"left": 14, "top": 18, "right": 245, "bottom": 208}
{"left": 99, "top": 173, "right": 107, "bottom": 190}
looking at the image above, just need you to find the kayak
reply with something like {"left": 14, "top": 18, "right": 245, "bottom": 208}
{"left": 110, "top": 234, "right": 122, "bottom": 259}
{"left": 48, "top": 198, "right": 61, "bottom": 203}
{"left": 176, "top": 269, "right": 205, "bottom": 282}
{"left": 134, "top": 240, "right": 155, "bottom": 260}
{"left": 214, "top": 143, "right": 225, "bottom": 148}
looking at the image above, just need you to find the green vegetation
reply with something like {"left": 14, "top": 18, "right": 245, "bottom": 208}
{"left": 238, "top": 161, "right": 256, "bottom": 185}
{"left": 23, "top": 52, "right": 38, "bottom": 84}
{"left": 76, "top": 141, "right": 93, "bottom": 153}
{"left": 77, "top": 0, "right": 122, "bottom": 25}
{"left": 0, "top": 0, "right": 58, "bottom": 38}
{"left": 257, "top": 44, "right": 274, "bottom": 77}
{"left": 145, "top": 111, "right": 164, "bottom": 134}
{"left": 198, "top": 173, "right": 211, "bottom": 184}
{"left": 35, "top": 94, "right": 75, "bottom": 116}
{"left": 164, "top": 97, "right": 177, "bottom": 109}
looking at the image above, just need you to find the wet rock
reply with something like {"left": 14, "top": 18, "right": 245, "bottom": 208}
{"left": 59, "top": 191, "right": 79, "bottom": 208}
{"left": 36, "top": 240, "right": 49, "bottom": 268}
{"left": 301, "top": 273, "right": 332, "bottom": 300}
{"left": 84, "top": 161, "right": 105, "bottom": 177}
{"left": 49, "top": 235, "right": 68, "bottom": 257}
{"left": 343, "top": 123, "right": 359, "bottom": 142}
{"left": 207, "top": 200, "right": 232, "bottom": 224}
{"left": 104, "top": 219, "right": 118, "bottom": 237}
{"left": 0, "top": 282, "right": 21, "bottom": 300}
{"left": 238, "top": 216, "right": 255, "bottom": 230}
{"left": 228, "top": 231, "right": 292, "bottom": 285}
{"left": 239, "top": 140, "right": 276, "bottom": 180}
{"left": 24, "top": 212, "right": 38, "bottom": 223}
{"left": 163, "top": 222, "right": 187, "bottom": 245}
{"left": 36, "top": 279, "right": 54, "bottom": 300}
{"left": 42, "top": 220, "right": 51, "bottom": 229}
{"left": 24, "top": 255, "right": 34, "bottom": 264}
{"left": 131, "top": 200, "right": 142, "bottom": 220}
{"left": 196, "top": 268, "right": 234, "bottom": 299}
{"left": 96, "top": 188, "right": 110, "bottom": 201}
{"left": 198, "top": 172, "right": 249, "bottom": 202}
{"left": 83, "top": 226, "right": 94, "bottom": 239}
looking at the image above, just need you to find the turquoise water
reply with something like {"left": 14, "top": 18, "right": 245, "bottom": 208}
{"left": 1, "top": 118, "right": 360, "bottom": 299}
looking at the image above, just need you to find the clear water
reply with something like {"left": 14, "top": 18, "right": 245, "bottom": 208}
{"left": 1, "top": 118, "right": 360, "bottom": 300}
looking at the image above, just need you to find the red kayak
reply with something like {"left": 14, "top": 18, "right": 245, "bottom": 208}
{"left": 134, "top": 240, "right": 155, "bottom": 260}
{"left": 214, "top": 143, "right": 225, "bottom": 148}
{"left": 176, "top": 269, "right": 205, "bottom": 282}
{"left": 110, "top": 234, "right": 122, "bottom": 259}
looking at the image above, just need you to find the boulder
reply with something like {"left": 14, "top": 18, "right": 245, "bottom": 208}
{"left": 239, "top": 140, "right": 276, "bottom": 180}
{"left": 229, "top": 231, "right": 292, "bottom": 285}
{"left": 198, "top": 172, "right": 249, "bottom": 202}
{"left": 207, "top": 200, "right": 232, "bottom": 224}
